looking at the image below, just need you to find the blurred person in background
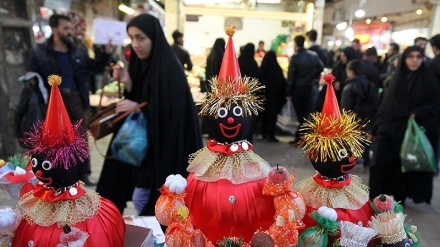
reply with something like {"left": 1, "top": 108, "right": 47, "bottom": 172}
{"left": 306, "top": 29, "right": 329, "bottom": 68}
{"left": 238, "top": 43, "right": 260, "bottom": 142}
{"left": 361, "top": 47, "right": 381, "bottom": 89}
{"left": 428, "top": 34, "right": 440, "bottom": 173}
{"left": 351, "top": 38, "right": 364, "bottom": 60}
{"left": 259, "top": 50, "right": 286, "bottom": 142}
{"left": 414, "top": 36, "right": 432, "bottom": 64}
{"left": 369, "top": 46, "right": 440, "bottom": 204}
{"left": 286, "top": 35, "right": 324, "bottom": 145}
{"left": 255, "top": 40, "right": 266, "bottom": 59}
{"left": 341, "top": 59, "right": 380, "bottom": 168}
{"left": 171, "top": 30, "right": 193, "bottom": 71}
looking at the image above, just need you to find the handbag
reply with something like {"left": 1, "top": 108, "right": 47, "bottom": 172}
{"left": 276, "top": 98, "right": 299, "bottom": 134}
{"left": 111, "top": 111, "right": 148, "bottom": 166}
{"left": 400, "top": 118, "right": 436, "bottom": 173}
{"left": 88, "top": 65, "right": 124, "bottom": 140}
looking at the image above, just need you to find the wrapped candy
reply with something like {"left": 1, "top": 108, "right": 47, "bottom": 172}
{"left": 155, "top": 174, "right": 187, "bottom": 226}
{"left": 297, "top": 208, "right": 339, "bottom": 247}
{"left": 0, "top": 155, "right": 36, "bottom": 201}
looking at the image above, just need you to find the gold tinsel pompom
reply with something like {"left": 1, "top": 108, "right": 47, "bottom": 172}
{"left": 225, "top": 25, "right": 235, "bottom": 36}
{"left": 48, "top": 75, "right": 62, "bottom": 86}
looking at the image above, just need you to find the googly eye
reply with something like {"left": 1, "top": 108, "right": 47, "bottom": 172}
{"left": 218, "top": 107, "right": 228, "bottom": 118}
{"left": 338, "top": 149, "right": 348, "bottom": 158}
{"left": 42, "top": 161, "right": 52, "bottom": 171}
{"left": 232, "top": 106, "right": 243, "bottom": 117}
{"left": 31, "top": 158, "right": 38, "bottom": 168}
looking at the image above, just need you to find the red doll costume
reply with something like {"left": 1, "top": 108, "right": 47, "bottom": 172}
{"left": 184, "top": 26, "right": 274, "bottom": 244}
{"left": 13, "top": 75, "right": 125, "bottom": 247}
{"left": 295, "top": 74, "right": 374, "bottom": 244}
{"left": 154, "top": 27, "right": 307, "bottom": 246}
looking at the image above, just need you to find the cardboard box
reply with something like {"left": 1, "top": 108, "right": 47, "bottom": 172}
{"left": 124, "top": 224, "right": 154, "bottom": 247}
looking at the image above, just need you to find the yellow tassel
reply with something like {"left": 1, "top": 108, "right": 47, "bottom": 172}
{"left": 225, "top": 25, "right": 235, "bottom": 36}
{"left": 47, "top": 75, "right": 62, "bottom": 86}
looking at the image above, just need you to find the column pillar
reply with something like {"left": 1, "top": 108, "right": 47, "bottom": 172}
{"left": 430, "top": 0, "right": 440, "bottom": 36}
{"left": 164, "top": 0, "right": 181, "bottom": 43}
{"left": 313, "top": 0, "right": 325, "bottom": 44}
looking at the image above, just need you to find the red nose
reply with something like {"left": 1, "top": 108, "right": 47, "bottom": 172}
{"left": 227, "top": 117, "right": 234, "bottom": 124}
{"left": 35, "top": 170, "right": 43, "bottom": 176}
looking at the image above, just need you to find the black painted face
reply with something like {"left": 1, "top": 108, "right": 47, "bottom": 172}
{"left": 382, "top": 238, "right": 412, "bottom": 247}
{"left": 204, "top": 103, "right": 255, "bottom": 143}
{"left": 31, "top": 153, "right": 82, "bottom": 188}
{"left": 311, "top": 147, "right": 356, "bottom": 179}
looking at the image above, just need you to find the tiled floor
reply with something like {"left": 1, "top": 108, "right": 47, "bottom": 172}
{"left": 1, "top": 134, "right": 439, "bottom": 245}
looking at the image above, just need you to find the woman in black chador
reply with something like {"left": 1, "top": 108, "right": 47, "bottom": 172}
{"left": 259, "top": 50, "right": 286, "bottom": 142}
{"left": 96, "top": 14, "right": 202, "bottom": 215}
{"left": 205, "top": 38, "right": 226, "bottom": 83}
{"left": 369, "top": 46, "right": 440, "bottom": 204}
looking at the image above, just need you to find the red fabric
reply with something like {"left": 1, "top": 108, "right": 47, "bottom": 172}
{"left": 313, "top": 173, "right": 351, "bottom": 188}
{"left": 206, "top": 140, "right": 253, "bottom": 155}
{"left": 218, "top": 36, "right": 243, "bottom": 93}
{"left": 32, "top": 183, "right": 86, "bottom": 202}
{"left": 12, "top": 197, "right": 125, "bottom": 247}
{"left": 43, "top": 85, "right": 75, "bottom": 145}
{"left": 185, "top": 173, "right": 275, "bottom": 245}
{"left": 3, "top": 171, "right": 34, "bottom": 184}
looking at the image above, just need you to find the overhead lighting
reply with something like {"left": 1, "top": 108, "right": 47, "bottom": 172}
{"left": 119, "top": 4, "right": 136, "bottom": 15}
{"left": 345, "top": 25, "right": 354, "bottom": 40}
{"left": 336, "top": 22, "right": 348, "bottom": 30}
{"left": 366, "top": 19, "right": 371, "bottom": 24}
{"left": 381, "top": 17, "right": 387, "bottom": 22}
{"left": 416, "top": 9, "right": 423, "bottom": 15}
{"left": 354, "top": 8, "right": 365, "bottom": 18}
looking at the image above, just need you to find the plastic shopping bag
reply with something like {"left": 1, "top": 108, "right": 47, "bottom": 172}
{"left": 111, "top": 111, "right": 148, "bottom": 166}
{"left": 276, "top": 98, "right": 299, "bottom": 134}
{"left": 400, "top": 118, "right": 436, "bottom": 173}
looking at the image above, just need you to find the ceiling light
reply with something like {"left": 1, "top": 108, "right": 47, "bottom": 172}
{"left": 336, "top": 22, "right": 348, "bottom": 30}
{"left": 355, "top": 9, "right": 365, "bottom": 18}
{"left": 416, "top": 9, "right": 423, "bottom": 15}
{"left": 366, "top": 19, "right": 371, "bottom": 24}
{"left": 345, "top": 25, "right": 354, "bottom": 40}
{"left": 381, "top": 17, "right": 387, "bottom": 22}
{"left": 118, "top": 4, "right": 136, "bottom": 15}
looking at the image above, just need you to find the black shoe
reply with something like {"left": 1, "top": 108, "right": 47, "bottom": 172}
{"left": 81, "top": 176, "right": 97, "bottom": 187}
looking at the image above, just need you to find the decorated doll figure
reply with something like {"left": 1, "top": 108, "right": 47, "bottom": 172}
{"left": 294, "top": 74, "right": 373, "bottom": 244}
{"left": 183, "top": 26, "right": 276, "bottom": 244}
{"left": 13, "top": 75, "right": 125, "bottom": 247}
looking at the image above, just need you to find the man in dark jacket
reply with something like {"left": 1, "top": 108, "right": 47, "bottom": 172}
{"left": 429, "top": 34, "right": 440, "bottom": 84}
{"left": 29, "top": 14, "right": 113, "bottom": 186}
{"left": 171, "top": 30, "right": 193, "bottom": 71}
{"left": 286, "top": 35, "right": 324, "bottom": 144}
{"left": 306, "top": 29, "right": 329, "bottom": 67}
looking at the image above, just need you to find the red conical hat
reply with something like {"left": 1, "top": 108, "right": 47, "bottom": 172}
{"left": 218, "top": 26, "right": 243, "bottom": 92}
{"left": 321, "top": 73, "right": 340, "bottom": 120}
{"left": 42, "top": 75, "right": 76, "bottom": 146}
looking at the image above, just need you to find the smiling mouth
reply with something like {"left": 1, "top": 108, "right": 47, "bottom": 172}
{"left": 341, "top": 159, "right": 356, "bottom": 173}
{"left": 219, "top": 123, "right": 241, "bottom": 138}
{"left": 35, "top": 171, "right": 53, "bottom": 185}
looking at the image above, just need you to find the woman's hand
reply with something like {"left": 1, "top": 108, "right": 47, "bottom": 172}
{"left": 113, "top": 62, "right": 132, "bottom": 92}
{"left": 409, "top": 113, "right": 416, "bottom": 118}
{"left": 115, "top": 99, "right": 139, "bottom": 113}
